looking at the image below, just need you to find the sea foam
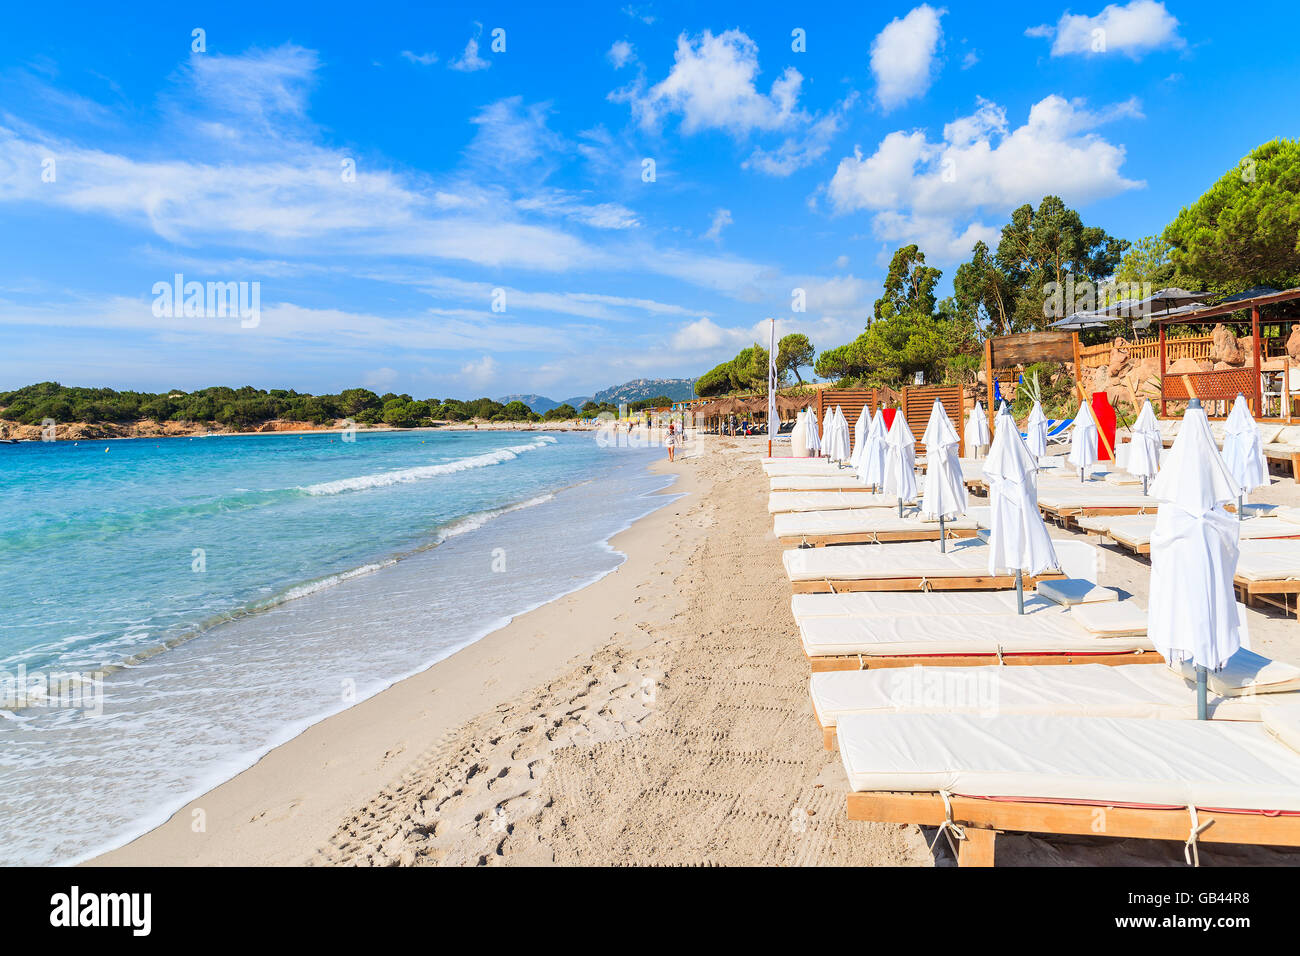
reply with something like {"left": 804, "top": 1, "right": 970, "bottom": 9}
{"left": 302, "top": 436, "right": 558, "bottom": 495}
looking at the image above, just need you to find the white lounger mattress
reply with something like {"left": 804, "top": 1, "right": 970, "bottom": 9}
{"left": 1035, "top": 490, "right": 1158, "bottom": 511}
{"left": 811, "top": 661, "right": 1291, "bottom": 729}
{"left": 837, "top": 711, "right": 1300, "bottom": 811}
{"left": 1100, "top": 515, "right": 1300, "bottom": 549}
{"left": 763, "top": 460, "right": 851, "bottom": 476}
{"left": 791, "top": 589, "right": 1060, "bottom": 621}
{"left": 769, "top": 475, "right": 871, "bottom": 491}
{"left": 782, "top": 538, "right": 1098, "bottom": 583}
{"left": 769, "top": 491, "right": 907, "bottom": 513}
{"left": 774, "top": 509, "right": 979, "bottom": 539}
{"left": 799, "top": 604, "right": 1151, "bottom": 658}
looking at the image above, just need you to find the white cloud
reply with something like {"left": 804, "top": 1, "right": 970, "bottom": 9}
{"left": 616, "top": 29, "right": 804, "bottom": 136}
{"left": 464, "top": 97, "right": 567, "bottom": 178}
{"left": 825, "top": 94, "right": 1144, "bottom": 261}
{"left": 834, "top": 254, "right": 850, "bottom": 269}
{"left": 702, "top": 208, "right": 732, "bottom": 242}
{"left": 672, "top": 317, "right": 736, "bottom": 351}
{"left": 607, "top": 40, "right": 635, "bottom": 69}
{"left": 449, "top": 26, "right": 491, "bottom": 72}
{"left": 622, "top": 4, "right": 656, "bottom": 25}
{"left": 871, "top": 212, "right": 1002, "bottom": 264}
{"left": 870, "top": 5, "right": 945, "bottom": 111}
{"left": 401, "top": 51, "right": 438, "bottom": 66}
{"left": 744, "top": 94, "right": 857, "bottom": 177}
{"left": 363, "top": 366, "right": 399, "bottom": 388}
{"left": 461, "top": 354, "right": 498, "bottom": 382}
{"left": 792, "top": 274, "right": 875, "bottom": 313}
{"left": 185, "top": 45, "right": 319, "bottom": 124}
{"left": 1029, "top": 1, "right": 1183, "bottom": 58}
{"left": 613, "top": 29, "right": 850, "bottom": 177}
{"left": 961, "top": 50, "right": 979, "bottom": 69}
{"left": 514, "top": 190, "right": 640, "bottom": 230}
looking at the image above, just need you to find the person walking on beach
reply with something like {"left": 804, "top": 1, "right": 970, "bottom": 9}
{"left": 666, "top": 421, "right": 677, "bottom": 463}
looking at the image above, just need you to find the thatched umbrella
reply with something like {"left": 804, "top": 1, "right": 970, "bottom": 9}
{"left": 710, "top": 397, "right": 749, "bottom": 416}
{"left": 776, "top": 393, "right": 815, "bottom": 415}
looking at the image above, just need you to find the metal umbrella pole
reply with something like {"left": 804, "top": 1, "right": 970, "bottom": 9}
{"left": 1189, "top": 397, "right": 1210, "bottom": 720}
{"left": 936, "top": 460, "right": 945, "bottom": 553}
{"left": 1016, "top": 568, "right": 1024, "bottom": 615}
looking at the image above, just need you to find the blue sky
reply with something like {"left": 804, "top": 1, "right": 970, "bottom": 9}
{"left": 0, "top": 0, "right": 1296, "bottom": 399}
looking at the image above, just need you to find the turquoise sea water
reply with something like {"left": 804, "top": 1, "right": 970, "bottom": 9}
{"left": 0, "top": 429, "right": 673, "bottom": 864}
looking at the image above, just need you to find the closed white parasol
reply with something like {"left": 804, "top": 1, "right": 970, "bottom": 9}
{"left": 1148, "top": 399, "right": 1242, "bottom": 717}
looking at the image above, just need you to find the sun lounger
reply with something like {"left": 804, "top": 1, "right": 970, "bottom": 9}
{"left": 769, "top": 475, "right": 876, "bottom": 492}
{"left": 768, "top": 491, "right": 908, "bottom": 514}
{"left": 798, "top": 601, "right": 1154, "bottom": 673}
{"left": 782, "top": 538, "right": 1097, "bottom": 593}
{"left": 773, "top": 507, "right": 985, "bottom": 546}
{"left": 1035, "top": 488, "right": 1158, "bottom": 528}
{"left": 1082, "top": 514, "right": 1300, "bottom": 556}
{"left": 837, "top": 708, "right": 1300, "bottom": 865}
{"left": 1234, "top": 542, "right": 1300, "bottom": 616}
{"left": 791, "top": 588, "right": 1062, "bottom": 622}
{"left": 763, "top": 459, "right": 850, "bottom": 477}
{"left": 813, "top": 642, "right": 1292, "bottom": 748}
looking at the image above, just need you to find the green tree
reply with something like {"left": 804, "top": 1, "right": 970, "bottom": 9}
{"left": 694, "top": 363, "right": 732, "bottom": 397}
{"left": 952, "top": 240, "right": 1013, "bottom": 334}
{"left": 993, "top": 195, "right": 1128, "bottom": 330}
{"left": 1164, "top": 139, "right": 1300, "bottom": 293}
{"left": 543, "top": 403, "right": 577, "bottom": 421}
{"left": 873, "top": 244, "right": 941, "bottom": 322}
{"left": 1114, "top": 234, "right": 1175, "bottom": 287}
{"left": 776, "top": 333, "right": 815, "bottom": 384}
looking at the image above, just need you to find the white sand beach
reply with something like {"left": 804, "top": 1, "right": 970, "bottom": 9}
{"left": 93, "top": 434, "right": 1300, "bottom": 866}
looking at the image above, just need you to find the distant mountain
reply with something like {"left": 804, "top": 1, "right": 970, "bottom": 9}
{"left": 593, "top": 378, "right": 698, "bottom": 405}
{"left": 497, "top": 393, "right": 559, "bottom": 414}
{"left": 498, "top": 379, "right": 696, "bottom": 415}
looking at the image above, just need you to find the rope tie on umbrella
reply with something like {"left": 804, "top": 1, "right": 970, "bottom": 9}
{"left": 918, "top": 576, "right": 933, "bottom": 592}
{"left": 996, "top": 645, "right": 1005, "bottom": 666}
{"left": 870, "top": 531, "right": 880, "bottom": 545}
{"left": 928, "top": 790, "right": 967, "bottom": 859}
{"left": 1184, "top": 806, "right": 1212, "bottom": 866}
{"left": 857, "top": 654, "right": 865, "bottom": 671}
{"left": 825, "top": 580, "right": 836, "bottom": 594}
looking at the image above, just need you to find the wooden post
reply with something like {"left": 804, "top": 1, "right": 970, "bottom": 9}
{"left": 1159, "top": 322, "right": 1168, "bottom": 417}
{"left": 958, "top": 828, "right": 997, "bottom": 867}
{"left": 1071, "top": 332, "right": 1082, "bottom": 391}
{"left": 984, "top": 337, "right": 995, "bottom": 430}
{"left": 1253, "top": 306, "right": 1263, "bottom": 417}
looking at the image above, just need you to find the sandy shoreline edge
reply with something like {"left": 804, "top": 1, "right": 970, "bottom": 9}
{"left": 90, "top": 452, "right": 692, "bottom": 866}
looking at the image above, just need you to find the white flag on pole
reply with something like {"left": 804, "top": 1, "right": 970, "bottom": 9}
{"left": 768, "top": 318, "right": 777, "bottom": 440}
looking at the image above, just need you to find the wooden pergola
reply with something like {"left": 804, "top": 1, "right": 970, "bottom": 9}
{"left": 1156, "top": 287, "right": 1300, "bottom": 418}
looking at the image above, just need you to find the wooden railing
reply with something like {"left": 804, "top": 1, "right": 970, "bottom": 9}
{"left": 1078, "top": 334, "right": 1216, "bottom": 369}
{"left": 1079, "top": 333, "right": 1288, "bottom": 371}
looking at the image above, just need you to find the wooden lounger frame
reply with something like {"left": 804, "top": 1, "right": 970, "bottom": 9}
{"left": 790, "top": 571, "right": 1063, "bottom": 594}
{"left": 778, "top": 528, "right": 978, "bottom": 548}
{"left": 1235, "top": 577, "right": 1300, "bottom": 618}
{"left": 1040, "top": 503, "right": 1155, "bottom": 531}
{"left": 1091, "top": 530, "right": 1151, "bottom": 556}
{"left": 846, "top": 790, "right": 1300, "bottom": 866}
{"left": 806, "top": 646, "right": 1156, "bottom": 676}
{"left": 769, "top": 485, "right": 880, "bottom": 493}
